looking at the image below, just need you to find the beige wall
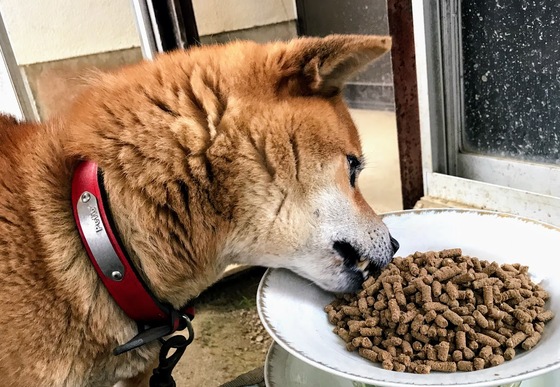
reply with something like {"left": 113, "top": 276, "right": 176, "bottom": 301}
{"left": 0, "top": 0, "right": 296, "bottom": 66}
{"left": 0, "top": 0, "right": 141, "bottom": 65}
{"left": 193, "top": 0, "right": 295, "bottom": 36}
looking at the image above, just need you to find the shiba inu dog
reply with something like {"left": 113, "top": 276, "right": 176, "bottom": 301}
{"left": 0, "top": 34, "right": 397, "bottom": 386}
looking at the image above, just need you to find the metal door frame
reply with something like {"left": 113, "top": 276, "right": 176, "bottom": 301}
{"left": 0, "top": 11, "right": 37, "bottom": 121}
{"left": 131, "top": 0, "right": 199, "bottom": 60}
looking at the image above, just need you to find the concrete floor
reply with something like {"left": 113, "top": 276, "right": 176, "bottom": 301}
{"left": 350, "top": 109, "right": 403, "bottom": 214}
{"left": 350, "top": 109, "right": 476, "bottom": 213}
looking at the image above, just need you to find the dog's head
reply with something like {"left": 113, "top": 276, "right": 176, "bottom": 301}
{"left": 67, "top": 35, "right": 398, "bottom": 303}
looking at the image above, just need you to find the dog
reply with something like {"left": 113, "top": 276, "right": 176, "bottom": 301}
{"left": 0, "top": 34, "right": 398, "bottom": 386}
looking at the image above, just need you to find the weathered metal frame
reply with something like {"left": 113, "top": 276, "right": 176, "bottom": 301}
{"left": 0, "top": 11, "right": 37, "bottom": 121}
{"left": 131, "top": 0, "right": 200, "bottom": 60}
{"left": 413, "top": 0, "right": 560, "bottom": 225}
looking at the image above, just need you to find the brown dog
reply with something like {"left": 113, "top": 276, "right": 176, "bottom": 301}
{"left": 0, "top": 35, "right": 396, "bottom": 386}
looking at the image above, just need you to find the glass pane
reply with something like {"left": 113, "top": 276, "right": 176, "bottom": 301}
{"left": 461, "top": 0, "right": 560, "bottom": 165}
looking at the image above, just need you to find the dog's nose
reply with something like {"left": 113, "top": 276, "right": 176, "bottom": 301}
{"left": 390, "top": 235, "right": 400, "bottom": 255}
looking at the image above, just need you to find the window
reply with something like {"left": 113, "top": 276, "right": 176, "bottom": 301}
{"left": 414, "top": 0, "right": 560, "bottom": 224}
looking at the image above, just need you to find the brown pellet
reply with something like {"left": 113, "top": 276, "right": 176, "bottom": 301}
{"left": 513, "top": 309, "right": 532, "bottom": 324}
{"left": 479, "top": 345, "right": 493, "bottom": 361}
{"left": 401, "top": 340, "right": 413, "bottom": 356}
{"left": 425, "top": 344, "right": 437, "bottom": 360}
{"left": 506, "top": 332, "right": 528, "bottom": 348}
{"left": 337, "top": 328, "right": 351, "bottom": 342}
{"left": 503, "top": 347, "right": 516, "bottom": 361}
{"left": 457, "top": 360, "right": 474, "bottom": 371}
{"left": 326, "top": 249, "right": 554, "bottom": 374}
{"left": 424, "top": 302, "right": 448, "bottom": 312}
{"left": 455, "top": 330, "right": 467, "bottom": 350}
{"left": 357, "top": 298, "right": 368, "bottom": 314}
{"left": 473, "top": 278, "right": 501, "bottom": 289}
{"left": 522, "top": 332, "right": 542, "bottom": 350}
{"left": 413, "top": 363, "right": 431, "bottom": 374}
{"left": 473, "top": 358, "right": 485, "bottom": 370}
{"left": 393, "top": 362, "right": 406, "bottom": 372}
{"left": 452, "top": 350, "right": 463, "bottom": 362}
{"left": 434, "top": 266, "right": 464, "bottom": 282}
{"left": 348, "top": 320, "right": 365, "bottom": 333}
{"left": 482, "top": 286, "right": 494, "bottom": 306}
{"left": 468, "top": 340, "right": 479, "bottom": 351}
{"left": 425, "top": 360, "right": 457, "bottom": 372}
{"left": 437, "top": 328, "right": 448, "bottom": 338}
{"left": 518, "top": 322, "right": 535, "bottom": 336}
{"left": 327, "top": 310, "right": 338, "bottom": 324}
{"left": 382, "top": 359, "right": 393, "bottom": 370}
{"left": 440, "top": 248, "right": 462, "bottom": 258}
{"left": 393, "top": 282, "right": 407, "bottom": 306}
{"left": 443, "top": 309, "right": 463, "bottom": 326}
{"left": 436, "top": 342, "right": 450, "bottom": 361}
{"left": 411, "top": 330, "right": 430, "bottom": 344}
{"left": 519, "top": 297, "right": 545, "bottom": 309}
{"left": 534, "top": 321, "right": 545, "bottom": 333}
{"left": 373, "top": 300, "right": 387, "bottom": 311}
{"left": 346, "top": 342, "right": 357, "bottom": 351}
{"left": 388, "top": 299, "right": 401, "bottom": 323}
{"left": 473, "top": 310, "right": 489, "bottom": 329}
{"left": 411, "top": 314, "right": 424, "bottom": 332}
{"left": 400, "top": 310, "right": 416, "bottom": 324}
{"left": 463, "top": 347, "right": 476, "bottom": 360}
{"left": 361, "top": 337, "right": 373, "bottom": 349}
{"left": 359, "top": 348, "right": 378, "bottom": 362}
{"left": 351, "top": 337, "right": 363, "bottom": 348}
{"left": 396, "top": 323, "right": 409, "bottom": 336}
{"left": 489, "top": 354, "right": 505, "bottom": 367}
{"left": 481, "top": 330, "right": 507, "bottom": 345}
{"left": 341, "top": 306, "right": 361, "bottom": 317}
{"left": 434, "top": 315, "right": 449, "bottom": 328}
{"left": 383, "top": 281, "right": 395, "bottom": 299}
{"left": 474, "top": 333, "right": 501, "bottom": 348}
{"left": 446, "top": 282, "right": 460, "bottom": 300}
{"left": 452, "top": 272, "right": 476, "bottom": 284}
{"left": 537, "top": 310, "right": 555, "bottom": 322}
{"left": 365, "top": 316, "right": 380, "bottom": 326}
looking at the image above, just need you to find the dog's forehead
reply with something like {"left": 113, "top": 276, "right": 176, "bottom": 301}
{"left": 290, "top": 97, "right": 362, "bottom": 157}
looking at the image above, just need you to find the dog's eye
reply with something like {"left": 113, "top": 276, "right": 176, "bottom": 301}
{"left": 346, "top": 155, "right": 362, "bottom": 188}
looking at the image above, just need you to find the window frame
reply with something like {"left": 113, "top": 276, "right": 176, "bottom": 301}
{"left": 413, "top": 0, "right": 560, "bottom": 225}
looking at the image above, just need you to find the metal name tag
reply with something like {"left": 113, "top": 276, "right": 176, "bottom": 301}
{"left": 76, "top": 191, "right": 125, "bottom": 281}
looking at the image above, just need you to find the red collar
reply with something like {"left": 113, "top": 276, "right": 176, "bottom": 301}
{"left": 71, "top": 161, "right": 194, "bottom": 354}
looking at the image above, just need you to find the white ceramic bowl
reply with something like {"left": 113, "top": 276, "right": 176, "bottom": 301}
{"left": 257, "top": 209, "right": 560, "bottom": 387}
{"left": 264, "top": 341, "right": 560, "bottom": 387}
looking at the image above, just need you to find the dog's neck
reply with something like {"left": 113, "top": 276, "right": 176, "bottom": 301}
{"left": 71, "top": 160, "right": 231, "bottom": 311}
{"left": 72, "top": 161, "right": 193, "bottom": 324}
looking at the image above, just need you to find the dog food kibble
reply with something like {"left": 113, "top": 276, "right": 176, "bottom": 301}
{"left": 325, "top": 249, "right": 554, "bottom": 374}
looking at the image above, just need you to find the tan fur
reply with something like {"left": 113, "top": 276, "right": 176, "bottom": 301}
{"left": 0, "top": 35, "right": 392, "bottom": 386}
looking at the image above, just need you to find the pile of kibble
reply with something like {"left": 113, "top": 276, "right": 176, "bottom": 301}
{"left": 325, "top": 249, "right": 554, "bottom": 374}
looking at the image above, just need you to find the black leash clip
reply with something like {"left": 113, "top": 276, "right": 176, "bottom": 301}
{"left": 113, "top": 310, "right": 194, "bottom": 355}
{"left": 150, "top": 316, "right": 194, "bottom": 387}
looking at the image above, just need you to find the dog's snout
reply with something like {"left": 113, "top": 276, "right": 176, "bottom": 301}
{"left": 390, "top": 235, "right": 400, "bottom": 255}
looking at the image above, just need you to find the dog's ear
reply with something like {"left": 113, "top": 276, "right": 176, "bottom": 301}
{"left": 277, "top": 34, "right": 391, "bottom": 97}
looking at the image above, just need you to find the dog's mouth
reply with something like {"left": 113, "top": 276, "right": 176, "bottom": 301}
{"left": 333, "top": 240, "right": 384, "bottom": 279}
